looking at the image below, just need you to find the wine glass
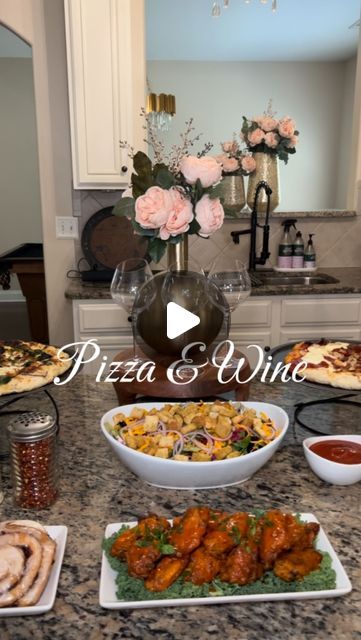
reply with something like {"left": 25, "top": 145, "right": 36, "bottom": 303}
{"left": 207, "top": 258, "right": 251, "bottom": 369}
{"left": 110, "top": 258, "right": 155, "bottom": 368}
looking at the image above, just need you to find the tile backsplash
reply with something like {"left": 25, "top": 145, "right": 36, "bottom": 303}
{"left": 72, "top": 190, "right": 361, "bottom": 270}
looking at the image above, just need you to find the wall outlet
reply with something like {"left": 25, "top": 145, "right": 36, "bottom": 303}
{"left": 56, "top": 216, "right": 79, "bottom": 239}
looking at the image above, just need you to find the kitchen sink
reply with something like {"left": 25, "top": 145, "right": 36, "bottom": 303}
{"left": 252, "top": 273, "right": 339, "bottom": 286}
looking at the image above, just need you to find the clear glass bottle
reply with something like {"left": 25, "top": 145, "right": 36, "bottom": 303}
{"left": 7, "top": 412, "right": 58, "bottom": 509}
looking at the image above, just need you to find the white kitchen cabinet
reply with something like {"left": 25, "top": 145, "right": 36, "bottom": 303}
{"left": 72, "top": 295, "right": 361, "bottom": 374}
{"left": 64, "top": 0, "right": 145, "bottom": 188}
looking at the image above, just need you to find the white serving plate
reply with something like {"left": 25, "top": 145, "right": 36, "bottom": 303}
{"left": 0, "top": 525, "right": 67, "bottom": 617}
{"left": 99, "top": 514, "right": 352, "bottom": 609}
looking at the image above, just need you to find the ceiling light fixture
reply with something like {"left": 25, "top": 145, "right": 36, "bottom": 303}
{"left": 146, "top": 92, "right": 176, "bottom": 131}
{"left": 212, "top": 0, "right": 278, "bottom": 16}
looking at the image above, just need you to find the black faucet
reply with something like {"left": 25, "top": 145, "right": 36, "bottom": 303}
{"left": 231, "top": 180, "right": 272, "bottom": 271}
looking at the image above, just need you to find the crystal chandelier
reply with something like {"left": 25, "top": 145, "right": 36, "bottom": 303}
{"left": 211, "top": 0, "right": 278, "bottom": 17}
{"left": 146, "top": 92, "right": 176, "bottom": 131}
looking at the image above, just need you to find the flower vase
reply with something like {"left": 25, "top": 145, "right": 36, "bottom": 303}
{"left": 167, "top": 234, "right": 189, "bottom": 270}
{"left": 247, "top": 152, "right": 280, "bottom": 213}
{"left": 219, "top": 175, "right": 246, "bottom": 214}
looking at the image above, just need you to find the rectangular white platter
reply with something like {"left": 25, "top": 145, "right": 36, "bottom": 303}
{"left": 0, "top": 525, "right": 67, "bottom": 617}
{"left": 99, "top": 514, "right": 352, "bottom": 609}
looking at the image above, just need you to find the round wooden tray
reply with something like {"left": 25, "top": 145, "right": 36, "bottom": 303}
{"left": 112, "top": 348, "right": 251, "bottom": 404}
{"left": 81, "top": 207, "right": 149, "bottom": 270}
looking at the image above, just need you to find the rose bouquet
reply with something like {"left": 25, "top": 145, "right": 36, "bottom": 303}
{"left": 114, "top": 116, "right": 225, "bottom": 262}
{"left": 215, "top": 139, "right": 256, "bottom": 176}
{"left": 241, "top": 107, "right": 299, "bottom": 164}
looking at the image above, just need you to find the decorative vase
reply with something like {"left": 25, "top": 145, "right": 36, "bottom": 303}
{"left": 133, "top": 234, "right": 230, "bottom": 360}
{"left": 167, "top": 234, "right": 188, "bottom": 270}
{"left": 219, "top": 175, "right": 246, "bottom": 214}
{"left": 247, "top": 152, "right": 280, "bottom": 213}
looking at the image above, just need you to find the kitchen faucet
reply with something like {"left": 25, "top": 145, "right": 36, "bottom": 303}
{"left": 231, "top": 180, "right": 272, "bottom": 271}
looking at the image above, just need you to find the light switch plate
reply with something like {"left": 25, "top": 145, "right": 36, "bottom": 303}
{"left": 56, "top": 216, "right": 79, "bottom": 239}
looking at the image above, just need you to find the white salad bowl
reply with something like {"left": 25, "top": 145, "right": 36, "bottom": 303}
{"left": 303, "top": 435, "right": 361, "bottom": 486}
{"left": 100, "top": 401, "right": 289, "bottom": 489}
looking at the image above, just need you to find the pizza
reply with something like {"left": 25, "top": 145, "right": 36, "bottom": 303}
{"left": 0, "top": 340, "right": 72, "bottom": 396}
{"left": 284, "top": 339, "right": 361, "bottom": 390}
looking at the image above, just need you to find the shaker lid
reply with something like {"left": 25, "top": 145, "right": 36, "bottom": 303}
{"left": 7, "top": 412, "right": 57, "bottom": 442}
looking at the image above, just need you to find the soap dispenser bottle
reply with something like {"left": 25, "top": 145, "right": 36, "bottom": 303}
{"left": 304, "top": 234, "right": 316, "bottom": 269}
{"left": 292, "top": 230, "right": 304, "bottom": 269}
{"left": 278, "top": 220, "right": 296, "bottom": 269}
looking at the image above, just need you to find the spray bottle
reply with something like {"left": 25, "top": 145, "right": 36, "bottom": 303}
{"left": 278, "top": 219, "right": 297, "bottom": 269}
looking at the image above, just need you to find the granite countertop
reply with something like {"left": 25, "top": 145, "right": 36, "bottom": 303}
{"left": 65, "top": 267, "right": 361, "bottom": 300}
{"left": 0, "top": 376, "right": 360, "bottom": 639}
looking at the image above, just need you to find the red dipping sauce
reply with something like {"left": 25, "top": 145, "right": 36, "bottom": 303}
{"left": 310, "top": 440, "right": 361, "bottom": 465}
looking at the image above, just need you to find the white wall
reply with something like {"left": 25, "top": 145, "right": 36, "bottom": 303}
{"left": 148, "top": 60, "right": 355, "bottom": 211}
{"left": 0, "top": 0, "right": 75, "bottom": 345}
{"left": 0, "top": 57, "right": 42, "bottom": 258}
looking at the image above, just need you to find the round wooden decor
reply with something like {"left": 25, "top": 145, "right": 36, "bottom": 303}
{"left": 81, "top": 207, "right": 149, "bottom": 270}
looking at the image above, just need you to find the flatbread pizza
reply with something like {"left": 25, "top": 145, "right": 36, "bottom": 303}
{"left": 284, "top": 339, "right": 361, "bottom": 390}
{"left": 0, "top": 340, "right": 72, "bottom": 396}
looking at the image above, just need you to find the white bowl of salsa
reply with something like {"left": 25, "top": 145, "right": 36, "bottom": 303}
{"left": 303, "top": 435, "right": 361, "bottom": 485}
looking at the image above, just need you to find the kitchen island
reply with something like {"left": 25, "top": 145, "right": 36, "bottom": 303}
{"left": 0, "top": 375, "right": 360, "bottom": 640}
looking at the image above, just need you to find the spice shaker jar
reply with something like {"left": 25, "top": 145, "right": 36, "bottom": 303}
{"left": 7, "top": 412, "right": 58, "bottom": 509}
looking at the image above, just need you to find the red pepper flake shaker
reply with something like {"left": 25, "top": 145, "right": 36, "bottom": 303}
{"left": 7, "top": 412, "right": 58, "bottom": 509}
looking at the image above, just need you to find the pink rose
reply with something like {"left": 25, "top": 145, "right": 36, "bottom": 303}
{"left": 135, "top": 186, "right": 172, "bottom": 229}
{"left": 221, "top": 141, "right": 234, "bottom": 153}
{"left": 260, "top": 116, "right": 278, "bottom": 132}
{"left": 287, "top": 134, "right": 298, "bottom": 149}
{"left": 241, "top": 155, "right": 256, "bottom": 174}
{"left": 159, "top": 187, "right": 193, "bottom": 240}
{"left": 195, "top": 195, "right": 224, "bottom": 237}
{"left": 278, "top": 117, "right": 296, "bottom": 138}
{"left": 222, "top": 157, "right": 239, "bottom": 173}
{"left": 214, "top": 153, "right": 228, "bottom": 165}
{"left": 264, "top": 132, "right": 279, "bottom": 149}
{"left": 179, "top": 155, "right": 222, "bottom": 188}
{"left": 253, "top": 116, "right": 264, "bottom": 125}
{"left": 247, "top": 128, "right": 265, "bottom": 147}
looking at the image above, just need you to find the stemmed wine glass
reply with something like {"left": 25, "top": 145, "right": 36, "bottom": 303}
{"left": 207, "top": 258, "right": 252, "bottom": 368}
{"left": 110, "top": 258, "right": 155, "bottom": 369}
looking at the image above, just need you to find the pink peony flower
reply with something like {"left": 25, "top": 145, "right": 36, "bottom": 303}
{"left": 222, "top": 157, "right": 239, "bottom": 173}
{"left": 241, "top": 155, "right": 256, "bottom": 174}
{"left": 179, "top": 155, "right": 222, "bottom": 188}
{"left": 135, "top": 186, "right": 172, "bottom": 229}
{"left": 159, "top": 187, "right": 194, "bottom": 240}
{"left": 247, "top": 128, "right": 265, "bottom": 147}
{"left": 214, "top": 153, "right": 228, "bottom": 165}
{"left": 260, "top": 116, "right": 278, "bottom": 132}
{"left": 221, "top": 141, "right": 234, "bottom": 153}
{"left": 287, "top": 134, "right": 298, "bottom": 149}
{"left": 195, "top": 195, "right": 224, "bottom": 237}
{"left": 278, "top": 117, "right": 296, "bottom": 139}
{"left": 264, "top": 132, "right": 279, "bottom": 149}
{"left": 253, "top": 115, "right": 264, "bottom": 125}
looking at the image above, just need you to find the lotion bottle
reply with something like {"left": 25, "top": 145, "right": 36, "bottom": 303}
{"left": 304, "top": 234, "right": 316, "bottom": 269}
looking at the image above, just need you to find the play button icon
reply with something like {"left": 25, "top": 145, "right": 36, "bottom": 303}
{"left": 167, "top": 302, "right": 200, "bottom": 340}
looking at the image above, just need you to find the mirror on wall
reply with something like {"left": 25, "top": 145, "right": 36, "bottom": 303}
{"left": 0, "top": 25, "right": 43, "bottom": 339}
{"left": 146, "top": 0, "right": 361, "bottom": 213}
